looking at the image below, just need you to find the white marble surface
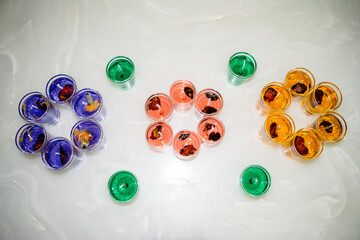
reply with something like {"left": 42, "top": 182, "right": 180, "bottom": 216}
{"left": 1, "top": 0, "right": 360, "bottom": 239}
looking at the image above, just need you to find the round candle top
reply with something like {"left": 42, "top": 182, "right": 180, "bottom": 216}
{"left": 106, "top": 56, "right": 134, "bottom": 83}
{"left": 16, "top": 123, "right": 47, "bottom": 154}
{"left": 173, "top": 130, "right": 201, "bottom": 160}
{"left": 240, "top": 165, "right": 271, "bottom": 196}
{"left": 19, "top": 92, "right": 49, "bottom": 121}
{"left": 229, "top": 52, "right": 257, "bottom": 78}
{"left": 41, "top": 137, "right": 74, "bottom": 170}
{"left": 108, "top": 171, "right": 138, "bottom": 202}
{"left": 46, "top": 74, "right": 76, "bottom": 103}
{"left": 71, "top": 119, "right": 103, "bottom": 151}
{"left": 195, "top": 89, "right": 223, "bottom": 116}
{"left": 71, "top": 88, "right": 103, "bottom": 118}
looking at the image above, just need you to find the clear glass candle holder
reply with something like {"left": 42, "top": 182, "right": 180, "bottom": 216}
{"left": 70, "top": 88, "right": 106, "bottom": 122}
{"left": 15, "top": 123, "right": 47, "bottom": 154}
{"left": 169, "top": 80, "right": 196, "bottom": 111}
{"left": 108, "top": 171, "right": 138, "bottom": 202}
{"left": 301, "top": 82, "right": 342, "bottom": 116}
{"left": 173, "top": 130, "right": 201, "bottom": 160}
{"left": 310, "top": 111, "right": 347, "bottom": 142}
{"left": 256, "top": 82, "right": 291, "bottom": 115}
{"left": 228, "top": 52, "right": 257, "bottom": 86}
{"left": 285, "top": 67, "right": 315, "bottom": 96}
{"left": 70, "top": 119, "right": 105, "bottom": 151}
{"left": 45, "top": 74, "right": 77, "bottom": 104}
{"left": 146, "top": 121, "right": 173, "bottom": 152}
{"left": 240, "top": 165, "right": 271, "bottom": 196}
{"left": 106, "top": 56, "right": 135, "bottom": 90}
{"left": 18, "top": 91, "right": 60, "bottom": 125}
{"left": 195, "top": 89, "right": 223, "bottom": 117}
{"left": 259, "top": 112, "right": 295, "bottom": 144}
{"left": 145, "top": 93, "right": 173, "bottom": 121}
{"left": 197, "top": 117, "right": 225, "bottom": 145}
{"left": 41, "top": 137, "right": 79, "bottom": 170}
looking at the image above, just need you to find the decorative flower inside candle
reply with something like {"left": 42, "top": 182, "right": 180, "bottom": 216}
{"left": 71, "top": 88, "right": 103, "bottom": 119}
{"left": 46, "top": 74, "right": 77, "bottom": 103}
{"left": 15, "top": 123, "right": 47, "bottom": 154}
{"left": 41, "top": 137, "right": 74, "bottom": 170}
{"left": 71, "top": 119, "right": 103, "bottom": 151}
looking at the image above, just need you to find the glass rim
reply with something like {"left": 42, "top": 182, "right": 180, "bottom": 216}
{"left": 195, "top": 88, "right": 224, "bottom": 116}
{"left": 169, "top": 79, "right": 197, "bottom": 106}
{"left": 145, "top": 93, "right": 174, "bottom": 121}
{"left": 291, "top": 128, "right": 324, "bottom": 160}
{"left": 15, "top": 123, "right": 48, "bottom": 154}
{"left": 228, "top": 52, "right": 257, "bottom": 78}
{"left": 106, "top": 56, "right": 135, "bottom": 83}
{"left": 240, "top": 164, "right": 271, "bottom": 196}
{"left": 70, "top": 88, "right": 104, "bottom": 118}
{"left": 197, "top": 116, "right": 225, "bottom": 144}
{"left": 45, "top": 74, "right": 77, "bottom": 104}
{"left": 260, "top": 82, "right": 291, "bottom": 111}
{"left": 316, "top": 111, "right": 347, "bottom": 142}
{"left": 314, "top": 82, "right": 343, "bottom": 110}
{"left": 285, "top": 67, "right": 315, "bottom": 96}
{"left": 41, "top": 137, "right": 75, "bottom": 170}
{"left": 18, "top": 91, "right": 52, "bottom": 122}
{"left": 173, "top": 130, "right": 201, "bottom": 160}
{"left": 263, "top": 112, "right": 295, "bottom": 144}
{"left": 70, "top": 119, "right": 104, "bottom": 151}
{"left": 107, "top": 170, "right": 138, "bottom": 202}
{"left": 145, "top": 121, "right": 173, "bottom": 149}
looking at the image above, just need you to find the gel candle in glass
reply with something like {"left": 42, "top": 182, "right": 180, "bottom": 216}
{"left": 108, "top": 171, "right": 138, "bottom": 202}
{"left": 71, "top": 88, "right": 105, "bottom": 122}
{"left": 41, "top": 137, "right": 77, "bottom": 170}
{"left": 146, "top": 121, "right": 173, "bottom": 152}
{"left": 259, "top": 112, "right": 295, "bottom": 144}
{"left": 240, "top": 165, "right": 271, "bottom": 196}
{"left": 311, "top": 111, "right": 347, "bottom": 142}
{"left": 285, "top": 67, "right": 315, "bottom": 96}
{"left": 169, "top": 80, "right": 196, "bottom": 111}
{"left": 256, "top": 82, "right": 291, "bottom": 115}
{"left": 145, "top": 93, "right": 173, "bottom": 121}
{"left": 173, "top": 130, "right": 201, "bottom": 160}
{"left": 106, "top": 56, "right": 135, "bottom": 90}
{"left": 15, "top": 123, "right": 47, "bottom": 154}
{"left": 71, "top": 119, "right": 104, "bottom": 151}
{"left": 18, "top": 92, "right": 60, "bottom": 125}
{"left": 46, "top": 74, "right": 77, "bottom": 104}
{"left": 195, "top": 89, "right": 223, "bottom": 116}
{"left": 197, "top": 117, "right": 225, "bottom": 145}
{"left": 228, "top": 52, "right": 257, "bottom": 86}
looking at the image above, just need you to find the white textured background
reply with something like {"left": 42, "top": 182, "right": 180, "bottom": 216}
{"left": 1, "top": 0, "right": 360, "bottom": 239}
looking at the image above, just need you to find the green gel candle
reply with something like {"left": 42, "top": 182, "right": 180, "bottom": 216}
{"left": 228, "top": 52, "right": 257, "bottom": 86}
{"left": 240, "top": 165, "right": 271, "bottom": 196}
{"left": 106, "top": 56, "right": 135, "bottom": 90}
{"left": 108, "top": 171, "right": 138, "bottom": 202}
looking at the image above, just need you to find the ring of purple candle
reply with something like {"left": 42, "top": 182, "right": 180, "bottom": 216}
{"left": 15, "top": 123, "right": 47, "bottom": 154}
{"left": 45, "top": 74, "right": 77, "bottom": 104}
{"left": 70, "top": 88, "right": 104, "bottom": 119}
{"left": 41, "top": 137, "right": 75, "bottom": 170}
{"left": 70, "top": 119, "right": 103, "bottom": 151}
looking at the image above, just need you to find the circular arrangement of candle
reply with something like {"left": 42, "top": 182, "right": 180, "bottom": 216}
{"left": 71, "top": 119, "right": 104, "bottom": 151}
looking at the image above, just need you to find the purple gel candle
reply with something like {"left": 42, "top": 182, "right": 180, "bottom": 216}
{"left": 46, "top": 74, "right": 77, "bottom": 104}
{"left": 41, "top": 137, "right": 75, "bottom": 170}
{"left": 15, "top": 123, "right": 47, "bottom": 154}
{"left": 70, "top": 119, "right": 104, "bottom": 151}
{"left": 18, "top": 92, "right": 60, "bottom": 125}
{"left": 70, "top": 88, "right": 105, "bottom": 121}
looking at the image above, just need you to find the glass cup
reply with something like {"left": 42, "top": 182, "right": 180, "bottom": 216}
{"left": 106, "top": 56, "right": 135, "bottom": 90}
{"left": 41, "top": 137, "right": 79, "bottom": 170}
{"left": 311, "top": 111, "right": 347, "bottom": 142}
{"left": 240, "top": 165, "right": 271, "bottom": 196}
{"left": 285, "top": 67, "right": 315, "bottom": 96}
{"left": 197, "top": 117, "right": 225, "bottom": 145}
{"left": 108, "top": 171, "right": 138, "bottom": 202}
{"left": 301, "top": 82, "right": 342, "bottom": 115}
{"left": 45, "top": 74, "right": 77, "bottom": 104}
{"left": 256, "top": 82, "right": 291, "bottom": 115}
{"left": 70, "top": 119, "right": 105, "bottom": 151}
{"left": 18, "top": 92, "right": 60, "bottom": 125}
{"left": 169, "top": 80, "right": 196, "bottom": 111}
{"left": 228, "top": 52, "right": 257, "bottom": 86}
{"left": 173, "top": 130, "right": 201, "bottom": 160}
{"left": 15, "top": 123, "right": 47, "bottom": 154}
{"left": 195, "top": 89, "right": 223, "bottom": 117}
{"left": 145, "top": 93, "right": 173, "bottom": 121}
{"left": 283, "top": 128, "right": 324, "bottom": 160}
{"left": 259, "top": 112, "right": 295, "bottom": 144}
{"left": 70, "top": 88, "right": 106, "bottom": 122}
{"left": 146, "top": 121, "right": 173, "bottom": 152}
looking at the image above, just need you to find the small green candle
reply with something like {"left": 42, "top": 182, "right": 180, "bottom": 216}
{"left": 240, "top": 165, "right": 271, "bottom": 196}
{"left": 106, "top": 56, "right": 135, "bottom": 90}
{"left": 228, "top": 52, "right": 257, "bottom": 86}
{"left": 108, "top": 171, "right": 138, "bottom": 202}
